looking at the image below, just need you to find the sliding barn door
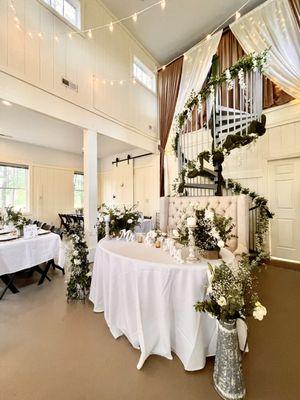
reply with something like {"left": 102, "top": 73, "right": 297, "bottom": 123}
{"left": 268, "top": 158, "right": 300, "bottom": 262}
{"left": 111, "top": 161, "right": 133, "bottom": 208}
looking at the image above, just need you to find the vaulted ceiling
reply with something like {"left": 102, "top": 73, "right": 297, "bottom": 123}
{"left": 101, "top": 0, "right": 265, "bottom": 64}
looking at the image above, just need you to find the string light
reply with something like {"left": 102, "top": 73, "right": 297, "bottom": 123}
{"left": 28, "top": 31, "right": 33, "bottom": 38}
{"left": 133, "top": 78, "right": 137, "bottom": 84}
{"left": 68, "top": 32, "right": 72, "bottom": 39}
{"left": 161, "top": 0, "right": 166, "bottom": 10}
{"left": 109, "top": 22, "right": 114, "bottom": 32}
{"left": 54, "top": 35, "right": 59, "bottom": 42}
{"left": 235, "top": 11, "right": 241, "bottom": 20}
{"left": 206, "top": 34, "right": 211, "bottom": 41}
{"left": 102, "top": 80, "right": 106, "bottom": 85}
{"left": 38, "top": 32, "right": 43, "bottom": 39}
{"left": 132, "top": 13, "right": 138, "bottom": 22}
{"left": 87, "top": 29, "right": 92, "bottom": 38}
{"left": 110, "top": 80, "right": 114, "bottom": 85}
{"left": 162, "top": 65, "right": 166, "bottom": 70}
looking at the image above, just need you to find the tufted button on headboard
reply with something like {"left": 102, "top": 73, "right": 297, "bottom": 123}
{"left": 160, "top": 195, "right": 249, "bottom": 252}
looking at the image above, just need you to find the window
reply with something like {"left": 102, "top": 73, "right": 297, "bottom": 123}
{"left": 74, "top": 172, "right": 84, "bottom": 210}
{"left": 0, "top": 164, "right": 29, "bottom": 211}
{"left": 133, "top": 57, "right": 156, "bottom": 93}
{"left": 42, "top": 0, "right": 81, "bottom": 29}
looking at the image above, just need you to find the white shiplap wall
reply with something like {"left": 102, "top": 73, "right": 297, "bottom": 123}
{"left": 0, "top": 0, "right": 158, "bottom": 147}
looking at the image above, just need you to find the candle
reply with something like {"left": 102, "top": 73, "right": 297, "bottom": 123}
{"left": 155, "top": 240, "right": 161, "bottom": 248}
{"left": 137, "top": 235, "right": 143, "bottom": 243}
{"left": 187, "top": 216, "right": 196, "bottom": 227}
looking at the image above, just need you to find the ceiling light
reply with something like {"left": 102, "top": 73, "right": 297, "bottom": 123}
{"left": 2, "top": 100, "right": 12, "bottom": 106}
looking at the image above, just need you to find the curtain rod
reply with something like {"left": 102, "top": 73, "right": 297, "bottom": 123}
{"left": 112, "top": 153, "right": 153, "bottom": 166}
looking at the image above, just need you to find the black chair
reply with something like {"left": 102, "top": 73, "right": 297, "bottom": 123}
{"left": 41, "top": 223, "right": 51, "bottom": 230}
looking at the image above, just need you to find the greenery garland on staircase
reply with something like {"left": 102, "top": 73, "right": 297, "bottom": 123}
{"left": 66, "top": 224, "right": 91, "bottom": 302}
{"left": 172, "top": 49, "right": 269, "bottom": 156}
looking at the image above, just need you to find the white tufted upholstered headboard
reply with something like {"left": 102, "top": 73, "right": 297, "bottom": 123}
{"left": 160, "top": 195, "right": 249, "bottom": 253}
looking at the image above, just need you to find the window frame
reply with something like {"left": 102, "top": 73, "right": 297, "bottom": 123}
{"left": 73, "top": 171, "right": 84, "bottom": 210}
{"left": 133, "top": 56, "right": 156, "bottom": 94}
{"left": 0, "top": 162, "right": 29, "bottom": 212}
{"left": 40, "top": 0, "right": 82, "bottom": 30}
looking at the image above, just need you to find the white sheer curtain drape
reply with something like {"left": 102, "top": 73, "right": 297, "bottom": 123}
{"left": 230, "top": 0, "right": 300, "bottom": 99}
{"left": 174, "top": 30, "right": 223, "bottom": 115}
{"left": 165, "top": 30, "right": 223, "bottom": 195}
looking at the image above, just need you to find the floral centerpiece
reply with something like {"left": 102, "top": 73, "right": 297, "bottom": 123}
{"left": 195, "top": 255, "right": 267, "bottom": 400}
{"left": 0, "top": 206, "right": 30, "bottom": 235}
{"left": 97, "top": 204, "right": 141, "bottom": 240}
{"left": 175, "top": 207, "right": 235, "bottom": 259}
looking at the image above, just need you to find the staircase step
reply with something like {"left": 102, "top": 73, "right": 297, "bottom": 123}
{"left": 184, "top": 183, "right": 218, "bottom": 190}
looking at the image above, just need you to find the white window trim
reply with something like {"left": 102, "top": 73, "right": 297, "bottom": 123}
{"left": 74, "top": 171, "right": 84, "bottom": 209}
{"left": 38, "top": 0, "right": 82, "bottom": 32}
{"left": 0, "top": 162, "right": 30, "bottom": 212}
{"left": 133, "top": 56, "right": 157, "bottom": 94}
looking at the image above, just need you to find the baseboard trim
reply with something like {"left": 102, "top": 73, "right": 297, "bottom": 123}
{"left": 269, "top": 258, "right": 300, "bottom": 272}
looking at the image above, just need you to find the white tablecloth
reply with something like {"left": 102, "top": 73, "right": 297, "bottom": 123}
{"left": 0, "top": 233, "right": 64, "bottom": 276}
{"left": 89, "top": 239, "right": 222, "bottom": 371}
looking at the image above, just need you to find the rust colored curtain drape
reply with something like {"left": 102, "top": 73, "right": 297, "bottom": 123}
{"left": 157, "top": 56, "right": 183, "bottom": 197}
{"left": 217, "top": 30, "right": 294, "bottom": 109}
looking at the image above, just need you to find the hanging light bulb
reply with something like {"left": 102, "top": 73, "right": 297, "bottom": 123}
{"left": 119, "top": 80, "right": 124, "bottom": 85}
{"left": 102, "top": 79, "right": 106, "bottom": 85}
{"left": 38, "top": 32, "right": 43, "bottom": 39}
{"left": 87, "top": 29, "right": 92, "bottom": 39}
{"left": 54, "top": 35, "right": 59, "bottom": 42}
{"left": 16, "top": 24, "right": 21, "bottom": 31}
{"left": 235, "top": 11, "right": 241, "bottom": 20}
{"left": 109, "top": 22, "right": 114, "bottom": 32}
{"left": 133, "top": 78, "right": 136, "bottom": 84}
{"left": 206, "top": 33, "right": 211, "bottom": 41}
{"left": 28, "top": 31, "right": 33, "bottom": 38}
{"left": 14, "top": 16, "right": 19, "bottom": 23}
{"left": 132, "top": 13, "right": 137, "bottom": 22}
{"left": 161, "top": 0, "right": 166, "bottom": 10}
{"left": 162, "top": 65, "right": 166, "bottom": 70}
{"left": 68, "top": 32, "right": 73, "bottom": 39}
{"left": 110, "top": 80, "right": 114, "bottom": 86}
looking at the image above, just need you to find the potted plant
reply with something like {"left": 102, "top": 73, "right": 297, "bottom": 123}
{"left": 195, "top": 256, "right": 267, "bottom": 400}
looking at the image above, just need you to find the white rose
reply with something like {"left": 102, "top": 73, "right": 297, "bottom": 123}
{"left": 172, "top": 229, "right": 179, "bottom": 238}
{"left": 205, "top": 209, "right": 214, "bottom": 221}
{"left": 210, "top": 227, "right": 220, "bottom": 240}
{"left": 217, "top": 296, "right": 227, "bottom": 307}
{"left": 73, "top": 250, "right": 79, "bottom": 256}
{"left": 86, "top": 271, "right": 92, "bottom": 277}
{"left": 253, "top": 302, "right": 267, "bottom": 321}
{"left": 217, "top": 240, "right": 225, "bottom": 248}
{"left": 127, "top": 218, "right": 133, "bottom": 224}
{"left": 99, "top": 216, "right": 104, "bottom": 223}
{"left": 74, "top": 259, "right": 81, "bottom": 265}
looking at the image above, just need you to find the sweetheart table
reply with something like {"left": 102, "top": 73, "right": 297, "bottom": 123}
{"left": 89, "top": 239, "right": 222, "bottom": 371}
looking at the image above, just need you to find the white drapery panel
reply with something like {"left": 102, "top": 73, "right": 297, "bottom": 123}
{"left": 230, "top": 0, "right": 300, "bottom": 99}
{"left": 165, "top": 30, "right": 223, "bottom": 195}
{"left": 174, "top": 30, "right": 223, "bottom": 115}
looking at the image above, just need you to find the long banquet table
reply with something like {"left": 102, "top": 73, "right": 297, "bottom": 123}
{"left": 89, "top": 239, "right": 222, "bottom": 371}
{"left": 0, "top": 232, "right": 64, "bottom": 298}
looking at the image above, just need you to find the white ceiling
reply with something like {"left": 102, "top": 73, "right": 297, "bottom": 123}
{"left": 0, "top": 101, "right": 135, "bottom": 158}
{"left": 101, "top": 0, "right": 265, "bottom": 64}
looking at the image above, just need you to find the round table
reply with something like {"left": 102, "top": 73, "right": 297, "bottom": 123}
{"left": 89, "top": 239, "right": 222, "bottom": 371}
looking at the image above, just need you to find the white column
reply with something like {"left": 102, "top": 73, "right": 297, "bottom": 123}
{"left": 83, "top": 129, "right": 98, "bottom": 260}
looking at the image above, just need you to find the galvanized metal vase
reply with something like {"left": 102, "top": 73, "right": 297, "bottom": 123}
{"left": 213, "top": 320, "right": 246, "bottom": 400}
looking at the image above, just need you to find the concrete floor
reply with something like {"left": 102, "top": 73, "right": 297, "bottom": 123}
{"left": 0, "top": 265, "right": 299, "bottom": 400}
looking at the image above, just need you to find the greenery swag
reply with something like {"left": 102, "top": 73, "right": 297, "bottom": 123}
{"left": 66, "top": 224, "right": 91, "bottom": 302}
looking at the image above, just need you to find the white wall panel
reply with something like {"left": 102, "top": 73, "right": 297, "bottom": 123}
{"left": 0, "top": 0, "right": 158, "bottom": 146}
